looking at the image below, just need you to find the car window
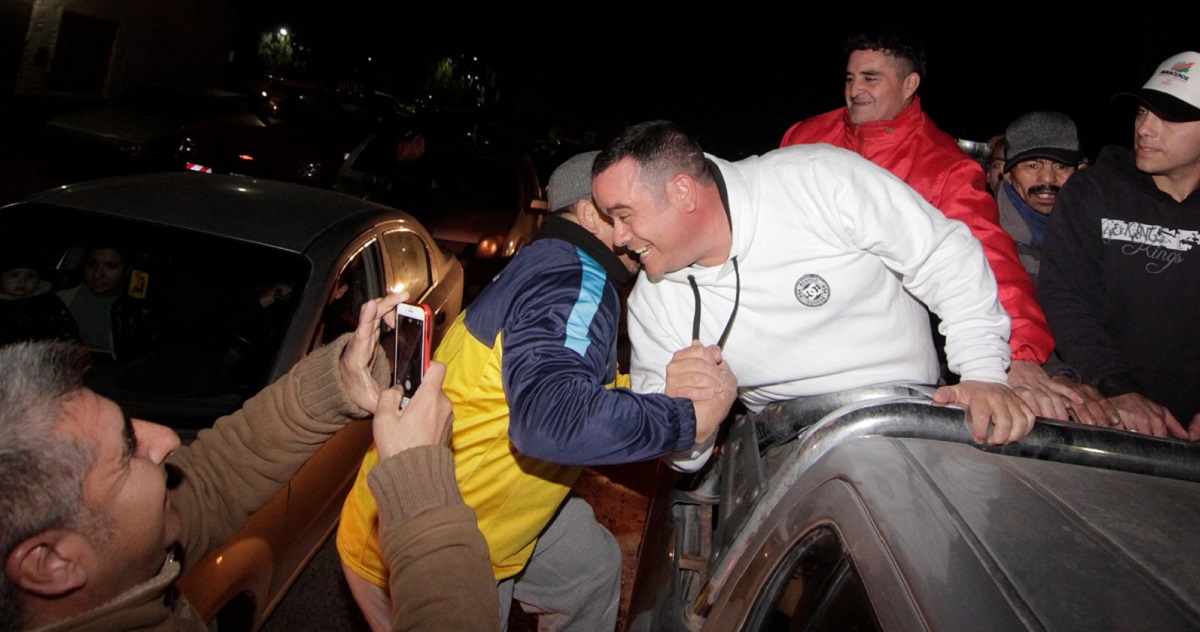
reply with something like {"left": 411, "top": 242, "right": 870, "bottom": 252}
{"left": 744, "top": 527, "right": 880, "bottom": 631}
{"left": 313, "top": 239, "right": 386, "bottom": 347}
{"left": 381, "top": 229, "right": 432, "bottom": 300}
{"left": 0, "top": 204, "right": 309, "bottom": 428}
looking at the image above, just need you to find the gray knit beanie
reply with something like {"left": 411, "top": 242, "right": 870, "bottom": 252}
{"left": 1003, "top": 111, "right": 1081, "bottom": 172}
{"left": 547, "top": 150, "right": 599, "bottom": 213}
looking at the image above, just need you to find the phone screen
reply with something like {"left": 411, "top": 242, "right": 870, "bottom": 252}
{"left": 393, "top": 304, "right": 430, "bottom": 406}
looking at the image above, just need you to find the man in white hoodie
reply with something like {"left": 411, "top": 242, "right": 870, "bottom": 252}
{"left": 591, "top": 120, "right": 1034, "bottom": 467}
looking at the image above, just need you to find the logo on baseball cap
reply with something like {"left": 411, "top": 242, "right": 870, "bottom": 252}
{"left": 1113, "top": 51, "right": 1200, "bottom": 122}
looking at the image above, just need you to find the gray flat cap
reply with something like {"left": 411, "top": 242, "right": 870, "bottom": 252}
{"left": 547, "top": 150, "right": 599, "bottom": 213}
{"left": 1003, "top": 111, "right": 1082, "bottom": 172}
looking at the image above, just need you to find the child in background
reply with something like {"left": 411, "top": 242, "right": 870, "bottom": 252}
{"left": 0, "top": 250, "right": 80, "bottom": 346}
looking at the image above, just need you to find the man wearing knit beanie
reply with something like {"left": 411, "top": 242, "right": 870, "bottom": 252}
{"left": 1039, "top": 51, "right": 1200, "bottom": 441}
{"left": 337, "top": 151, "right": 735, "bottom": 631}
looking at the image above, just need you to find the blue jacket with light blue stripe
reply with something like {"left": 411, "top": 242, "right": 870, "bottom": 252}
{"left": 461, "top": 215, "right": 697, "bottom": 465}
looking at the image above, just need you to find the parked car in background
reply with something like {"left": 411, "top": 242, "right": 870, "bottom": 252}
{"left": 178, "top": 78, "right": 412, "bottom": 188}
{"left": 0, "top": 172, "right": 464, "bottom": 630}
{"left": 336, "top": 132, "right": 548, "bottom": 300}
{"left": 43, "top": 83, "right": 251, "bottom": 176}
{"left": 629, "top": 385, "right": 1200, "bottom": 631}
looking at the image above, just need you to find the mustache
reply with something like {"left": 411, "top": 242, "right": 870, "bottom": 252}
{"left": 1027, "top": 184, "right": 1061, "bottom": 195}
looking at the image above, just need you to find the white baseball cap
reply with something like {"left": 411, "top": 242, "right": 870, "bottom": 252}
{"left": 1114, "top": 51, "right": 1200, "bottom": 122}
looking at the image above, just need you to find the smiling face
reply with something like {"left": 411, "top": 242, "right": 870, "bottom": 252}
{"left": 584, "top": 200, "right": 641, "bottom": 275}
{"left": 1134, "top": 106, "right": 1200, "bottom": 197}
{"left": 61, "top": 389, "right": 182, "bottom": 604}
{"left": 1004, "top": 158, "right": 1077, "bottom": 214}
{"left": 592, "top": 158, "right": 694, "bottom": 282}
{"left": 844, "top": 49, "right": 919, "bottom": 125}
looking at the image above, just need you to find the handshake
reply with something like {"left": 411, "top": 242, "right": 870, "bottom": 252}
{"left": 664, "top": 341, "right": 739, "bottom": 447}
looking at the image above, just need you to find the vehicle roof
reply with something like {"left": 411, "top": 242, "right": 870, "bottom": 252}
{"left": 703, "top": 394, "right": 1200, "bottom": 630}
{"left": 819, "top": 436, "right": 1200, "bottom": 629}
{"left": 12, "top": 172, "right": 416, "bottom": 252}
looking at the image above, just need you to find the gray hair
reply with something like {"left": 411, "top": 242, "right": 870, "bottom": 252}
{"left": 0, "top": 341, "right": 97, "bottom": 629}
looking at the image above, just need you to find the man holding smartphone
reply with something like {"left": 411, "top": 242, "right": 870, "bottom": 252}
{"left": 338, "top": 151, "right": 736, "bottom": 631}
{"left": 0, "top": 293, "right": 499, "bottom": 632}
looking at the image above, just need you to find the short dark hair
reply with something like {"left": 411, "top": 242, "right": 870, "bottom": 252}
{"left": 988, "top": 133, "right": 1008, "bottom": 157}
{"left": 0, "top": 341, "right": 98, "bottom": 628}
{"left": 592, "top": 120, "right": 712, "bottom": 193}
{"left": 844, "top": 28, "right": 927, "bottom": 79}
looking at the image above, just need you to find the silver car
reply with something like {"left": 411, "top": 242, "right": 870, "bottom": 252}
{"left": 629, "top": 385, "right": 1200, "bottom": 631}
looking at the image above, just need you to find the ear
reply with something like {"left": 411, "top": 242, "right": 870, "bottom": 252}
{"left": 5, "top": 530, "right": 91, "bottom": 597}
{"left": 902, "top": 72, "right": 920, "bottom": 100}
{"left": 671, "top": 174, "right": 697, "bottom": 213}
{"left": 573, "top": 199, "right": 605, "bottom": 237}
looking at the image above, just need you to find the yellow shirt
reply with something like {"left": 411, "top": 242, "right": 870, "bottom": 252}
{"left": 338, "top": 313, "right": 630, "bottom": 586}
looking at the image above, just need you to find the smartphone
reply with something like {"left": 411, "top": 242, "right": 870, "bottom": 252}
{"left": 392, "top": 301, "right": 433, "bottom": 406}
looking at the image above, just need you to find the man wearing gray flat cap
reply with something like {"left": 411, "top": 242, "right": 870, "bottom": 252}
{"left": 1039, "top": 51, "right": 1200, "bottom": 441}
{"left": 993, "top": 111, "right": 1117, "bottom": 426}
{"left": 997, "top": 111, "right": 1085, "bottom": 280}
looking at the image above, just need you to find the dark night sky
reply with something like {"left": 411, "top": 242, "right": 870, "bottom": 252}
{"left": 239, "top": 4, "right": 1196, "bottom": 160}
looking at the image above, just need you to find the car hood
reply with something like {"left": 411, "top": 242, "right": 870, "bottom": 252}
{"left": 46, "top": 107, "right": 181, "bottom": 144}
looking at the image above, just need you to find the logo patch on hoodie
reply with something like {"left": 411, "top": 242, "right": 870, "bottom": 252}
{"left": 794, "top": 274, "right": 830, "bottom": 306}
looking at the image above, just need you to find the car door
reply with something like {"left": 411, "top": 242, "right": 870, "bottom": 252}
{"left": 177, "top": 237, "right": 389, "bottom": 630}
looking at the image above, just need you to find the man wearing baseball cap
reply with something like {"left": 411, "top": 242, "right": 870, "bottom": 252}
{"left": 1038, "top": 51, "right": 1200, "bottom": 440}
{"left": 336, "top": 151, "right": 735, "bottom": 631}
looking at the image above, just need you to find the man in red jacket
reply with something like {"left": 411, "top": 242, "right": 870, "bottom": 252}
{"left": 781, "top": 27, "right": 1076, "bottom": 419}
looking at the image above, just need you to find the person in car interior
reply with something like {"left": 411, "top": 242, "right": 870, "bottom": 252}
{"left": 0, "top": 247, "right": 80, "bottom": 346}
{"left": 56, "top": 242, "right": 132, "bottom": 358}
